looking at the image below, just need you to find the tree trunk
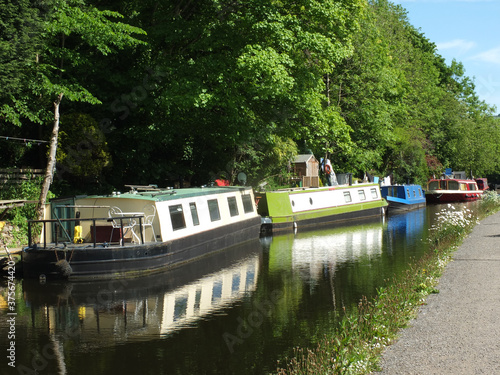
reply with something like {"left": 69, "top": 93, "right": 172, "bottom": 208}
{"left": 36, "top": 93, "right": 64, "bottom": 222}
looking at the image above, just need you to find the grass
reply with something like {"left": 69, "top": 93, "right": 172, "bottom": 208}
{"left": 277, "top": 192, "right": 500, "bottom": 374}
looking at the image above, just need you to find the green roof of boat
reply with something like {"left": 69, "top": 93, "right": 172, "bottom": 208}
{"left": 86, "top": 186, "right": 250, "bottom": 202}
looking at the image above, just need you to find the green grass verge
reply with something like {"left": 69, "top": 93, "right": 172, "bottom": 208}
{"left": 277, "top": 192, "right": 500, "bottom": 374}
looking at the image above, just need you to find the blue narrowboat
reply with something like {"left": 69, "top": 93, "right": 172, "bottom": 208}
{"left": 381, "top": 184, "right": 426, "bottom": 213}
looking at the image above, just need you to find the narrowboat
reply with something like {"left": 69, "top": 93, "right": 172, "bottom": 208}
{"left": 425, "top": 178, "right": 484, "bottom": 203}
{"left": 21, "top": 185, "right": 261, "bottom": 280}
{"left": 474, "top": 178, "right": 489, "bottom": 191}
{"left": 380, "top": 184, "right": 426, "bottom": 213}
{"left": 256, "top": 182, "right": 388, "bottom": 235}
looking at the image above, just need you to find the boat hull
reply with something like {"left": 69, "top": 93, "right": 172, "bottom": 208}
{"left": 22, "top": 237, "right": 262, "bottom": 307}
{"left": 21, "top": 216, "right": 261, "bottom": 280}
{"left": 386, "top": 200, "right": 427, "bottom": 212}
{"left": 261, "top": 205, "right": 386, "bottom": 234}
{"left": 425, "top": 192, "right": 482, "bottom": 204}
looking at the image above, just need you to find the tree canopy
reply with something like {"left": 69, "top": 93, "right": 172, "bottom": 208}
{"left": 1, "top": 0, "right": 499, "bottom": 195}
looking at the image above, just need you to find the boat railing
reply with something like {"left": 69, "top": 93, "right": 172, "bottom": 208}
{"left": 27, "top": 215, "right": 145, "bottom": 249}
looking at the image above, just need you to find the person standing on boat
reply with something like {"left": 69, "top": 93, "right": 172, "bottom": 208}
{"left": 323, "top": 158, "right": 334, "bottom": 186}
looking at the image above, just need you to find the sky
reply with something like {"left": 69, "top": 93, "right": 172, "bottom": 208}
{"left": 391, "top": 0, "right": 500, "bottom": 114}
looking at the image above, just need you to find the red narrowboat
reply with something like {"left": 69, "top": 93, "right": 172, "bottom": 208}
{"left": 426, "top": 178, "right": 483, "bottom": 203}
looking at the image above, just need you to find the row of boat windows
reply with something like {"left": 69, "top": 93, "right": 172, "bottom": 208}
{"left": 171, "top": 269, "right": 256, "bottom": 322}
{"left": 386, "top": 187, "right": 423, "bottom": 198}
{"left": 169, "top": 195, "right": 254, "bottom": 231}
{"left": 409, "top": 188, "right": 423, "bottom": 198}
{"left": 292, "top": 188, "right": 379, "bottom": 207}
{"left": 344, "top": 188, "right": 379, "bottom": 203}
{"left": 428, "top": 181, "right": 477, "bottom": 191}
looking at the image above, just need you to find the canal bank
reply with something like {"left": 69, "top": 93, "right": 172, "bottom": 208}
{"left": 377, "top": 210, "right": 500, "bottom": 374}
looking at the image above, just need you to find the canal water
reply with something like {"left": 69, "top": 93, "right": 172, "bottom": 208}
{"left": 0, "top": 204, "right": 470, "bottom": 374}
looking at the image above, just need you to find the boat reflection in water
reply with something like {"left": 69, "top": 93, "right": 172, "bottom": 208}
{"left": 22, "top": 239, "right": 262, "bottom": 344}
{"left": 266, "top": 219, "right": 383, "bottom": 276}
{"left": 385, "top": 208, "right": 426, "bottom": 257}
{"left": 262, "top": 218, "right": 386, "bottom": 313}
{"left": 291, "top": 221, "right": 384, "bottom": 274}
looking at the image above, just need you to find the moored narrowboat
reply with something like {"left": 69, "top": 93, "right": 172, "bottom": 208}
{"left": 22, "top": 185, "right": 261, "bottom": 280}
{"left": 381, "top": 184, "right": 426, "bottom": 213}
{"left": 256, "top": 182, "right": 388, "bottom": 235}
{"left": 474, "top": 178, "right": 489, "bottom": 191}
{"left": 425, "top": 178, "right": 483, "bottom": 203}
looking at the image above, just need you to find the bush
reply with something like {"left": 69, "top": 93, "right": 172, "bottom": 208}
{"left": 479, "top": 190, "right": 500, "bottom": 216}
{"left": 0, "top": 176, "right": 52, "bottom": 248}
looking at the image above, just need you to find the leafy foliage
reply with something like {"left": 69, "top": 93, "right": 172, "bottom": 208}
{"left": 1, "top": 0, "right": 499, "bottom": 193}
{"left": 0, "top": 175, "right": 52, "bottom": 246}
{"left": 56, "top": 113, "right": 112, "bottom": 185}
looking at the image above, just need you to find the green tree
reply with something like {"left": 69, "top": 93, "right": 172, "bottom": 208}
{"left": 106, "top": 0, "right": 364, "bottom": 187}
{"left": 56, "top": 113, "right": 112, "bottom": 188}
{"left": 1, "top": 0, "right": 146, "bottom": 218}
{"left": 332, "top": 0, "right": 405, "bottom": 174}
{"left": 0, "top": 0, "right": 42, "bottom": 124}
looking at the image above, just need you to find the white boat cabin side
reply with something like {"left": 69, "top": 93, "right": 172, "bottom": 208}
{"left": 427, "top": 179, "right": 480, "bottom": 192}
{"left": 41, "top": 187, "right": 259, "bottom": 245}
{"left": 288, "top": 183, "right": 383, "bottom": 213}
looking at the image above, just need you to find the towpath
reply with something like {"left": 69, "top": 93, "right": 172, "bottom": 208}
{"left": 376, "top": 210, "right": 500, "bottom": 374}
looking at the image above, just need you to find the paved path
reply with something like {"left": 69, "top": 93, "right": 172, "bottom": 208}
{"left": 376, "top": 211, "right": 500, "bottom": 374}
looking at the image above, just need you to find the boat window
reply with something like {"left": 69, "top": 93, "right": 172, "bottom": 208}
{"left": 228, "top": 196, "right": 239, "bottom": 217}
{"left": 358, "top": 190, "right": 366, "bottom": 201}
{"left": 468, "top": 183, "right": 476, "bottom": 191}
{"left": 440, "top": 180, "right": 447, "bottom": 189}
{"left": 169, "top": 205, "right": 186, "bottom": 231}
{"left": 232, "top": 273, "right": 241, "bottom": 293}
{"left": 189, "top": 202, "right": 200, "bottom": 226}
{"left": 242, "top": 194, "right": 254, "bottom": 213}
{"left": 448, "top": 181, "right": 459, "bottom": 190}
{"left": 212, "top": 280, "right": 223, "bottom": 302}
{"left": 371, "top": 188, "right": 378, "bottom": 199}
{"left": 460, "top": 183, "right": 467, "bottom": 191}
{"left": 428, "top": 181, "right": 439, "bottom": 190}
{"left": 413, "top": 190, "right": 416, "bottom": 197}
{"left": 174, "top": 295, "right": 188, "bottom": 321}
{"left": 208, "top": 199, "right": 221, "bottom": 221}
{"left": 344, "top": 191, "right": 352, "bottom": 203}
{"left": 194, "top": 289, "right": 202, "bottom": 312}
{"left": 246, "top": 267, "right": 256, "bottom": 287}
{"left": 418, "top": 189, "right": 422, "bottom": 197}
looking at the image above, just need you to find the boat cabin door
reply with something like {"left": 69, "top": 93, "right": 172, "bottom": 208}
{"left": 50, "top": 197, "right": 76, "bottom": 243}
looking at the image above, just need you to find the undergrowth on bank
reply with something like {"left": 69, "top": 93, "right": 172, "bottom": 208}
{"left": 0, "top": 176, "right": 47, "bottom": 249}
{"left": 277, "top": 193, "right": 500, "bottom": 375}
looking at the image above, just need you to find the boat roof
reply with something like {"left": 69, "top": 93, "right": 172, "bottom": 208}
{"left": 428, "top": 178, "right": 476, "bottom": 183}
{"left": 381, "top": 184, "right": 423, "bottom": 188}
{"left": 265, "top": 182, "right": 379, "bottom": 195}
{"left": 84, "top": 186, "right": 251, "bottom": 202}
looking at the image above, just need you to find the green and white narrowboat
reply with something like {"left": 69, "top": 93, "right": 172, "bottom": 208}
{"left": 256, "top": 183, "right": 388, "bottom": 235}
